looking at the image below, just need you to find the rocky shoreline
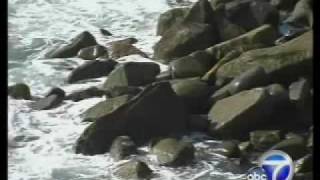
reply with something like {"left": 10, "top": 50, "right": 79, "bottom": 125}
{"left": 9, "top": 0, "right": 313, "bottom": 179}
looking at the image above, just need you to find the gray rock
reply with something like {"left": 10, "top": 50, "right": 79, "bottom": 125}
{"left": 110, "top": 136, "right": 137, "bottom": 161}
{"left": 110, "top": 38, "right": 138, "bottom": 45}
{"left": 103, "top": 62, "right": 160, "bottom": 90}
{"left": 75, "top": 82, "right": 188, "bottom": 155}
{"left": 114, "top": 160, "right": 153, "bottom": 179}
{"left": 157, "top": 7, "right": 190, "bottom": 36}
{"left": 65, "top": 87, "right": 105, "bottom": 102}
{"left": 170, "top": 77, "right": 214, "bottom": 113}
{"left": 46, "top": 31, "right": 97, "bottom": 58}
{"left": 45, "top": 87, "right": 65, "bottom": 98}
{"left": 170, "top": 50, "right": 217, "bottom": 79}
{"left": 67, "top": 59, "right": 118, "bottom": 83}
{"left": 31, "top": 94, "right": 64, "bottom": 110}
{"left": 99, "top": 29, "right": 112, "bottom": 36}
{"left": 250, "top": 130, "right": 282, "bottom": 151}
{"left": 83, "top": 95, "right": 131, "bottom": 122}
{"left": 289, "top": 78, "right": 311, "bottom": 106}
{"left": 151, "top": 138, "right": 195, "bottom": 166}
{"left": 295, "top": 154, "right": 313, "bottom": 173}
{"left": 8, "top": 83, "right": 31, "bottom": 100}
{"left": 284, "top": 0, "right": 313, "bottom": 27}
{"left": 111, "top": 42, "right": 147, "bottom": 59}
{"left": 77, "top": 45, "right": 108, "bottom": 60}
{"left": 153, "top": 22, "right": 218, "bottom": 62}
{"left": 182, "top": 0, "right": 216, "bottom": 25}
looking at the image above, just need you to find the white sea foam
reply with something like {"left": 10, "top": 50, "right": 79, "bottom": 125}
{"left": 8, "top": 0, "right": 245, "bottom": 179}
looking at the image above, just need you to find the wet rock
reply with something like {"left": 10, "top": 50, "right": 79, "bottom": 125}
{"left": 156, "top": 70, "right": 172, "bottom": 81}
{"left": 157, "top": 7, "right": 190, "bottom": 36}
{"left": 250, "top": 130, "right": 282, "bottom": 151}
{"left": 151, "top": 138, "right": 195, "bottom": 166}
{"left": 104, "top": 86, "right": 142, "bottom": 98}
{"left": 224, "top": 0, "right": 279, "bottom": 31}
{"left": 153, "top": 22, "right": 218, "bottom": 62}
{"left": 110, "top": 136, "right": 137, "bottom": 161}
{"left": 284, "top": 0, "right": 313, "bottom": 27}
{"left": 45, "top": 87, "right": 66, "bottom": 98}
{"left": 83, "top": 95, "right": 131, "bottom": 122}
{"left": 216, "top": 31, "right": 313, "bottom": 86}
{"left": 239, "top": 141, "right": 252, "bottom": 154}
{"left": 75, "top": 82, "right": 188, "bottom": 155}
{"left": 214, "top": 140, "right": 241, "bottom": 158}
{"left": 188, "top": 114, "right": 209, "bottom": 132}
{"left": 208, "top": 88, "right": 276, "bottom": 139}
{"left": 111, "top": 43, "right": 147, "bottom": 59}
{"left": 31, "top": 94, "right": 64, "bottom": 110}
{"left": 295, "top": 154, "right": 313, "bottom": 173}
{"left": 77, "top": 45, "right": 108, "bottom": 60}
{"left": 67, "top": 59, "right": 118, "bottom": 83}
{"left": 170, "top": 77, "right": 214, "bottom": 113}
{"left": 266, "top": 84, "right": 288, "bottom": 98}
{"left": 103, "top": 62, "right": 160, "bottom": 90}
{"left": 170, "top": 50, "right": 217, "bottom": 79}
{"left": 114, "top": 160, "right": 153, "bottom": 179}
{"left": 182, "top": 0, "right": 216, "bottom": 25}
{"left": 99, "top": 29, "right": 112, "bottom": 36}
{"left": 46, "top": 31, "right": 97, "bottom": 58}
{"left": 65, "top": 87, "right": 105, "bottom": 102}
{"left": 275, "top": 23, "right": 308, "bottom": 45}
{"left": 8, "top": 83, "right": 31, "bottom": 100}
{"left": 269, "top": 135, "right": 308, "bottom": 160}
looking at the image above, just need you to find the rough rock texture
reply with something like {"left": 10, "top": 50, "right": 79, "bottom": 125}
{"left": 8, "top": 83, "right": 31, "bottom": 100}
{"left": 170, "top": 50, "right": 217, "bottom": 78}
{"left": 103, "top": 62, "right": 160, "bottom": 90}
{"left": 67, "top": 59, "right": 118, "bottom": 83}
{"left": 110, "top": 136, "right": 137, "bottom": 161}
{"left": 114, "top": 160, "right": 153, "bottom": 179}
{"left": 75, "top": 82, "right": 188, "bottom": 155}
{"left": 216, "top": 31, "right": 313, "bottom": 85}
{"left": 77, "top": 45, "right": 108, "bottom": 60}
{"left": 46, "top": 31, "right": 97, "bottom": 58}
{"left": 153, "top": 22, "right": 218, "bottom": 62}
{"left": 208, "top": 88, "right": 276, "bottom": 139}
{"left": 284, "top": 0, "right": 313, "bottom": 27}
{"left": 104, "top": 86, "right": 142, "bottom": 98}
{"left": 151, "top": 138, "right": 195, "bottom": 166}
{"left": 83, "top": 95, "right": 132, "bottom": 122}
{"left": 157, "top": 7, "right": 190, "bottom": 36}
{"left": 170, "top": 77, "right": 214, "bottom": 113}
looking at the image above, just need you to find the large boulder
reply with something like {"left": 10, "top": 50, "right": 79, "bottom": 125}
{"left": 182, "top": 0, "right": 216, "bottom": 25}
{"left": 170, "top": 77, "right": 214, "bottom": 113}
{"left": 83, "top": 95, "right": 131, "bottom": 122}
{"left": 110, "top": 136, "right": 137, "bottom": 161}
{"left": 216, "top": 30, "right": 313, "bottom": 85}
{"left": 157, "top": 7, "right": 190, "bottom": 36}
{"left": 224, "top": 0, "right": 279, "bottom": 31}
{"left": 46, "top": 31, "right": 97, "bottom": 58}
{"left": 170, "top": 50, "right": 217, "bottom": 78}
{"left": 151, "top": 138, "right": 195, "bottom": 166}
{"left": 77, "top": 45, "right": 108, "bottom": 60}
{"left": 153, "top": 22, "right": 218, "bottom": 62}
{"left": 8, "top": 83, "right": 31, "bottom": 100}
{"left": 208, "top": 88, "right": 276, "bottom": 139}
{"left": 114, "top": 160, "right": 153, "bottom": 179}
{"left": 104, "top": 86, "right": 142, "bottom": 98}
{"left": 103, "top": 62, "right": 160, "bottom": 90}
{"left": 67, "top": 59, "right": 118, "bottom": 83}
{"left": 75, "top": 82, "right": 188, "bottom": 155}
{"left": 65, "top": 87, "right": 105, "bottom": 102}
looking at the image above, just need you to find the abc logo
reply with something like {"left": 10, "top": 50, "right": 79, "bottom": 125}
{"left": 259, "top": 150, "right": 294, "bottom": 180}
{"left": 246, "top": 167, "right": 268, "bottom": 180}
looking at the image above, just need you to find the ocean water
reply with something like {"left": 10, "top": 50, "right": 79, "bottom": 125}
{"left": 8, "top": 0, "right": 246, "bottom": 179}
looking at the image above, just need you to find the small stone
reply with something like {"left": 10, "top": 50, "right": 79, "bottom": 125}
{"left": 8, "top": 83, "right": 31, "bottom": 100}
{"left": 250, "top": 130, "right": 282, "bottom": 151}
{"left": 114, "top": 160, "right": 152, "bottom": 179}
{"left": 99, "top": 29, "right": 112, "bottom": 36}
{"left": 110, "top": 136, "right": 137, "bottom": 161}
{"left": 77, "top": 45, "right": 108, "bottom": 60}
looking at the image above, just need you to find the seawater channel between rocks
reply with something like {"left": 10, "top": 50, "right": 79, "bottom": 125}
{"left": 8, "top": 0, "right": 245, "bottom": 179}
